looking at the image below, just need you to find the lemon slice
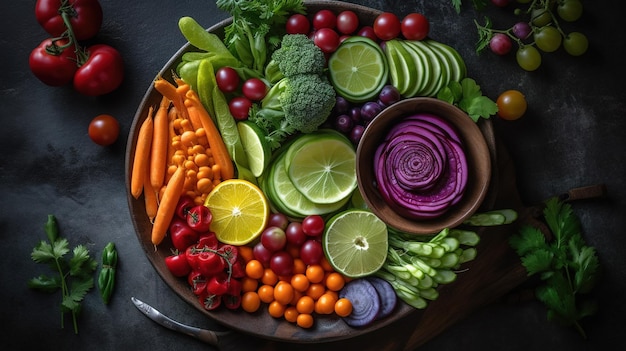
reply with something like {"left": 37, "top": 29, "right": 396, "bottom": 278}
{"left": 322, "top": 210, "right": 388, "bottom": 278}
{"left": 204, "top": 179, "right": 269, "bottom": 245}
{"left": 328, "top": 36, "right": 389, "bottom": 103}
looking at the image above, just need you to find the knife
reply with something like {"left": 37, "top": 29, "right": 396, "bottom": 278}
{"left": 131, "top": 296, "right": 229, "bottom": 347}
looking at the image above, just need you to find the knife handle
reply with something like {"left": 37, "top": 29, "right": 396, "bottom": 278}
{"left": 160, "top": 316, "right": 220, "bottom": 345}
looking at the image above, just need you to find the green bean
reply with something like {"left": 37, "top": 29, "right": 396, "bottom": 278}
{"left": 98, "top": 242, "right": 117, "bottom": 305}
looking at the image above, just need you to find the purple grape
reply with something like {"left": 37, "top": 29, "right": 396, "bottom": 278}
{"left": 334, "top": 114, "right": 353, "bottom": 133}
{"left": 360, "top": 101, "right": 383, "bottom": 123}
{"left": 512, "top": 22, "right": 531, "bottom": 40}
{"left": 378, "top": 85, "right": 401, "bottom": 106}
{"left": 349, "top": 106, "right": 362, "bottom": 123}
{"left": 489, "top": 33, "right": 512, "bottom": 55}
{"left": 334, "top": 96, "right": 350, "bottom": 115}
{"left": 350, "top": 125, "right": 365, "bottom": 145}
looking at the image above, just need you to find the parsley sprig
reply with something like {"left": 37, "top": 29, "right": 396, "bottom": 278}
{"left": 436, "top": 77, "right": 498, "bottom": 122}
{"left": 509, "top": 197, "right": 600, "bottom": 338}
{"left": 450, "top": 0, "right": 489, "bottom": 14}
{"left": 28, "top": 215, "right": 98, "bottom": 334}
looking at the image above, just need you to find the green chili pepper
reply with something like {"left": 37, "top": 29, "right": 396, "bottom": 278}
{"left": 98, "top": 242, "right": 118, "bottom": 304}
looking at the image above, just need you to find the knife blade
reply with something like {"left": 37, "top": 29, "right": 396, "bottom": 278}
{"left": 131, "top": 296, "right": 226, "bottom": 346}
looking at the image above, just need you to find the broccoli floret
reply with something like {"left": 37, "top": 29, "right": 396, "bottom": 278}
{"left": 250, "top": 74, "right": 336, "bottom": 150}
{"left": 264, "top": 34, "right": 327, "bottom": 84}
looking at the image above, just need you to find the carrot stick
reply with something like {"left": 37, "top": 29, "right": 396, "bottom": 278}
{"left": 151, "top": 165, "right": 185, "bottom": 246}
{"left": 130, "top": 107, "right": 154, "bottom": 199}
{"left": 143, "top": 169, "right": 158, "bottom": 223}
{"left": 184, "top": 89, "right": 235, "bottom": 180}
{"left": 150, "top": 96, "right": 170, "bottom": 191}
{"left": 154, "top": 77, "right": 187, "bottom": 120}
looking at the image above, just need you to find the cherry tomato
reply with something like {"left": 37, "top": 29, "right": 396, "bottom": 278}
{"left": 169, "top": 217, "right": 200, "bottom": 251}
{"left": 313, "top": 28, "right": 340, "bottom": 53}
{"left": 301, "top": 215, "right": 324, "bottom": 236}
{"left": 74, "top": 44, "right": 124, "bottom": 96}
{"left": 401, "top": 13, "right": 430, "bottom": 40}
{"left": 215, "top": 67, "right": 240, "bottom": 93}
{"left": 35, "top": 0, "right": 103, "bottom": 41}
{"left": 165, "top": 253, "right": 192, "bottom": 277}
{"left": 286, "top": 13, "right": 310, "bottom": 34}
{"left": 496, "top": 90, "right": 528, "bottom": 120}
{"left": 29, "top": 38, "right": 77, "bottom": 86}
{"left": 229, "top": 96, "right": 253, "bottom": 120}
{"left": 88, "top": 114, "right": 120, "bottom": 146}
{"left": 175, "top": 195, "right": 196, "bottom": 220}
{"left": 336, "top": 10, "right": 359, "bottom": 34}
{"left": 206, "top": 272, "right": 230, "bottom": 296}
{"left": 242, "top": 78, "right": 267, "bottom": 101}
{"left": 186, "top": 205, "right": 212, "bottom": 233}
{"left": 312, "top": 9, "right": 336, "bottom": 30}
{"left": 373, "top": 12, "right": 401, "bottom": 41}
{"left": 357, "top": 26, "right": 378, "bottom": 42}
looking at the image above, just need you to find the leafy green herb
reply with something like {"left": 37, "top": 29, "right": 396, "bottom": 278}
{"left": 28, "top": 215, "right": 98, "bottom": 334}
{"left": 436, "top": 78, "right": 498, "bottom": 122}
{"left": 216, "top": 0, "right": 306, "bottom": 73}
{"left": 450, "top": 0, "right": 489, "bottom": 14}
{"left": 509, "top": 197, "right": 600, "bottom": 338}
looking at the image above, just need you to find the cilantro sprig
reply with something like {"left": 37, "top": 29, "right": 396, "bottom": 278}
{"left": 509, "top": 197, "right": 600, "bottom": 338}
{"left": 28, "top": 215, "right": 98, "bottom": 334}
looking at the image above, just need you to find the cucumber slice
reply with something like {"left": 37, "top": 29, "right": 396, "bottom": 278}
{"left": 424, "top": 40, "right": 467, "bottom": 82}
{"left": 384, "top": 40, "right": 416, "bottom": 97}
{"left": 421, "top": 41, "right": 452, "bottom": 96}
{"left": 397, "top": 39, "right": 429, "bottom": 98}
{"left": 405, "top": 40, "right": 442, "bottom": 97}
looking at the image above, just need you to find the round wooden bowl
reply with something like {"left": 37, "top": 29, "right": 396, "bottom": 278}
{"left": 356, "top": 97, "right": 492, "bottom": 235}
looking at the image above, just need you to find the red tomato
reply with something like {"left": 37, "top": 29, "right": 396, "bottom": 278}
{"left": 401, "top": 13, "right": 430, "bottom": 40}
{"left": 336, "top": 10, "right": 359, "bottom": 34}
{"left": 29, "top": 38, "right": 77, "bottom": 86}
{"left": 373, "top": 12, "right": 401, "bottom": 41}
{"left": 496, "top": 90, "right": 528, "bottom": 120}
{"left": 229, "top": 96, "right": 253, "bottom": 120}
{"left": 286, "top": 13, "right": 310, "bottom": 35}
{"left": 88, "top": 114, "right": 120, "bottom": 146}
{"left": 74, "top": 44, "right": 124, "bottom": 96}
{"left": 314, "top": 28, "right": 340, "bottom": 53}
{"left": 35, "top": 0, "right": 103, "bottom": 41}
{"left": 357, "top": 26, "right": 378, "bottom": 42}
{"left": 312, "top": 9, "right": 336, "bottom": 29}
{"left": 165, "top": 253, "right": 192, "bottom": 277}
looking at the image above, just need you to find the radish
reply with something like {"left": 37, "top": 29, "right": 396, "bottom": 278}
{"left": 367, "top": 276, "right": 397, "bottom": 319}
{"left": 339, "top": 279, "right": 381, "bottom": 327}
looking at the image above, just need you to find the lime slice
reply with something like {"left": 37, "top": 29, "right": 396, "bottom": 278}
{"left": 237, "top": 120, "right": 271, "bottom": 177}
{"left": 323, "top": 210, "right": 388, "bottom": 278}
{"left": 328, "top": 36, "right": 389, "bottom": 103}
{"left": 272, "top": 152, "right": 349, "bottom": 217}
{"left": 204, "top": 179, "right": 269, "bottom": 245}
{"left": 286, "top": 132, "right": 357, "bottom": 204}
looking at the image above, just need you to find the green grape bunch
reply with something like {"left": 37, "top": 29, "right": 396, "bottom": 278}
{"left": 454, "top": 0, "right": 588, "bottom": 71}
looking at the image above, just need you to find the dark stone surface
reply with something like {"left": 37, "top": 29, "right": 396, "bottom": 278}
{"left": 2, "top": 1, "right": 624, "bottom": 350}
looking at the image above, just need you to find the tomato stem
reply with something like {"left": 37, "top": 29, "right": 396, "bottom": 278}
{"left": 58, "top": 3, "right": 89, "bottom": 66}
